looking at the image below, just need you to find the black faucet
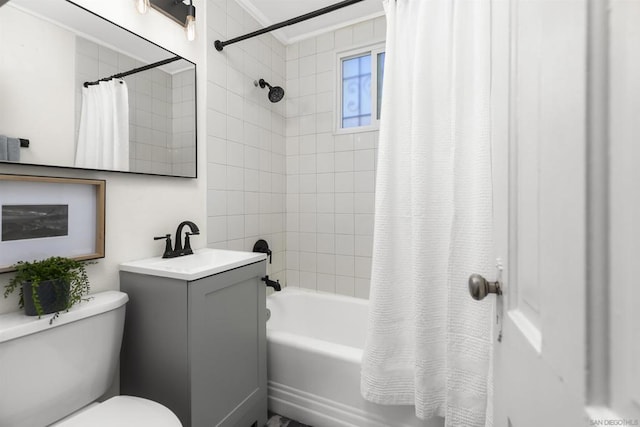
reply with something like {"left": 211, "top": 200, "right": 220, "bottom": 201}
{"left": 154, "top": 221, "right": 200, "bottom": 258}
{"left": 174, "top": 221, "right": 200, "bottom": 256}
{"left": 262, "top": 275, "right": 281, "bottom": 292}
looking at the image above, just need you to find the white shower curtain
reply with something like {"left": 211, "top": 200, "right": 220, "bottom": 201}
{"left": 75, "top": 79, "right": 129, "bottom": 171}
{"left": 361, "top": 1, "right": 494, "bottom": 426}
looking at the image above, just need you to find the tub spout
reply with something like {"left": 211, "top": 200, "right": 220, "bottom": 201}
{"left": 262, "top": 275, "right": 281, "bottom": 292}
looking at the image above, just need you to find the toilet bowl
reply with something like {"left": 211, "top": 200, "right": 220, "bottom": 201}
{"left": 0, "top": 291, "right": 182, "bottom": 427}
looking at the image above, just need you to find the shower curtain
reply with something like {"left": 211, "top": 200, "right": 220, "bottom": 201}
{"left": 75, "top": 79, "right": 129, "bottom": 171}
{"left": 361, "top": 1, "right": 494, "bottom": 426}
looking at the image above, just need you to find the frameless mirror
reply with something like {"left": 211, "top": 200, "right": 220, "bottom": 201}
{"left": 0, "top": 0, "right": 197, "bottom": 177}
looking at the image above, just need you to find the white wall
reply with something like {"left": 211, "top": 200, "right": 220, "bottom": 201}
{"left": 0, "top": 5, "right": 76, "bottom": 166}
{"left": 284, "top": 17, "right": 386, "bottom": 299}
{"left": 0, "top": 0, "right": 207, "bottom": 315}
{"left": 205, "top": 0, "right": 287, "bottom": 284}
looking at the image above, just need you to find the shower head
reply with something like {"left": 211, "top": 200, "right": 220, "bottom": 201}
{"left": 255, "top": 78, "right": 285, "bottom": 103}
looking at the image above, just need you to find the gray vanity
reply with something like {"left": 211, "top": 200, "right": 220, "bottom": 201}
{"left": 119, "top": 249, "right": 268, "bottom": 427}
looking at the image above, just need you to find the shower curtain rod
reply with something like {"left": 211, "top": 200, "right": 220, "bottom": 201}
{"left": 83, "top": 56, "right": 182, "bottom": 88}
{"left": 214, "top": 0, "right": 365, "bottom": 51}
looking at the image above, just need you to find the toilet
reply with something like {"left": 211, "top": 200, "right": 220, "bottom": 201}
{"left": 0, "top": 291, "right": 181, "bottom": 427}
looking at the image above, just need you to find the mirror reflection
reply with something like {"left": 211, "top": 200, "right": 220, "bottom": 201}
{"left": 0, "top": 0, "right": 197, "bottom": 177}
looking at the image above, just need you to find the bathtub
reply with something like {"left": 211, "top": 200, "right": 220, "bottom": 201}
{"left": 266, "top": 288, "right": 444, "bottom": 427}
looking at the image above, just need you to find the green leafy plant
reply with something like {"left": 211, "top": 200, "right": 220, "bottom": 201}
{"left": 4, "top": 256, "right": 93, "bottom": 322}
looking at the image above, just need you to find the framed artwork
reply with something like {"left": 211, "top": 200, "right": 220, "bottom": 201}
{"left": 0, "top": 174, "right": 105, "bottom": 273}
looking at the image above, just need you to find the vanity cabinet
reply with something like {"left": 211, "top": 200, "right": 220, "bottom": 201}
{"left": 119, "top": 259, "right": 267, "bottom": 427}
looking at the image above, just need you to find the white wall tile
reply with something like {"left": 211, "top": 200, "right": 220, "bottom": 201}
{"left": 299, "top": 193, "right": 317, "bottom": 213}
{"left": 316, "top": 133, "right": 334, "bottom": 153}
{"left": 298, "top": 38, "right": 317, "bottom": 57}
{"left": 317, "top": 233, "right": 335, "bottom": 253}
{"left": 227, "top": 190, "right": 244, "bottom": 215}
{"left": 317, "top": 173, "right": 335, "bottom": 193}
{"left": 335, "top": 151, "right": 354, "bottom": 172}
{"left": 354, "top": 278, "right": 370, "bottom": 299}
{"left": 354, "top": 192, "right": 375, "bottom": 213}
{"left": 317, "top": 193, "right": 335, "bottom": 213}
{"left": 287, "top": 232, "right": 300, "bottom": 251}
{"left": 298, "top": 232, "right": 317, "bottom": 252}
{"left": 317, "top": 213, "right": 335, "bottom": 233}
{"left": 334, "top": 27, "right": 353, "bottom": 49}
{"left": 316, "top": 51, "right": 334, "bottom": 73}
{"left": 354, "top": 213, "right": 374, "bottom": 235}
{"left": 286, "top": 251, "right": 300, "bottom": 270}
{"left": 208, "top": 216, "right": 227, "bottom": 243}
{"left": 335, "top": 234, "right": 354, "bottom": 256}
{"left": 316, "top": 71, "right": 333, "bottom": 93}
{"left": 317, "top": 153, "right": 335, "bottom": 173}
{"left": 354, "top": 171, "right": 375, "bottom": 192}
{"left": 335, "top": 275, "right": 355, "bottom": 296}
{"left": 299, "top": 213, "right": 317, "bottom": 232}
{"left": 299, "top": 251, "right": 317, "bottom": 272}
{"left": 317, "top": 273, "right": 336, "bottom": 293}
{"left": 354, "top": 149, "right": 375, "bottom": 171}
{"left": 299, "top": 271, "right": 317, "bottom": 290}
{"left": 316, "top": 32, "right": 335, "bottom": 53}
{"left": 355, "top": 256, "right": 372, "bottom": 278}
{"left": 335, "top": 193, "right": 354, "bottom": 213}
{"left": 299, "top": 55, "right": 317, "bottom": 77}
{"left": 335, "top": 172, "right": 354, "bottom": 192}
{"left": 353, "top": 20, "right": 375, "bottom": 44}
{"left": 286, "top": 60, "right": 299, "bottom": 79}
{"left": 300, "top": 135, "right": 316, "bottom": 154}
{"left": 335, "top": 213, "right": 354, "bottom": 234}
{"left": 317, "top": 253, "right": 336, "bottom": 274}
{"left": 282, "top": 16, "right": 383, "bottom": 295}
{"left": 355, "top": 235, "right": 373, "bottom": 257}
{"left": 299, "top": 154, "right": 317, "bottom": 173}
{"left": 299, "top": 174, "right": 316, "bottom": 193}
{"left": 334, "top": 134, "right": 354, "bottom": 151}
{"left": 208, "top": 190, "right": 227, "bottom": 216}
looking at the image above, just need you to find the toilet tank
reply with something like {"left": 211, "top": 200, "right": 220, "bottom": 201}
{"left": 0, "top": 291, "right": 129, "bottom": 427}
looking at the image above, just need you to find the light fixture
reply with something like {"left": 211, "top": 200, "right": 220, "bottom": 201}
{"left": 135, "top": 0, "right": 150, "bottom": 14}
{"left": 144, "top": 0, "right": 196, "bottom": 41}
{"left": 185, "top": 1, "right": 196, "bottom": 41}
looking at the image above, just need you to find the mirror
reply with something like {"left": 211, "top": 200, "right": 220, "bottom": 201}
{"left": 0, "top": 0, "right": 197, "bottom": 177}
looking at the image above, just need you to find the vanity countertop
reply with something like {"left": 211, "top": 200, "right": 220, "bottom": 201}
{"left": 119, "top": 248, "right": 266, "bottom": 281}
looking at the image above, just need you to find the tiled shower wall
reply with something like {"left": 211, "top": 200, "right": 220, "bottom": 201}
{"left": 285, "top": 17, "right": 386, "bottom": 298}
{"left": 205, "top": 0, "right": 287, "bottom": 283}
{"left": 75, "top": 37, "right": 195, "bottom": 175}
{"left": 171, "top": 69, "right": 197, "bottom": 176}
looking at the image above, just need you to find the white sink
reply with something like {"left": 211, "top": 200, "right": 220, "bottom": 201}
{"left": 119, "top": 248, "right": 267, "bottom": 281}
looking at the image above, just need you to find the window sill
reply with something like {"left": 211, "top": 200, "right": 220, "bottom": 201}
{"left": 334, "top": 123, "right": 380, "bottom": 135}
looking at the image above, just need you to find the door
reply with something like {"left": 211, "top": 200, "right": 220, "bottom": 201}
{"left": 485, "top": 0, "right": 639, "bottom": 426}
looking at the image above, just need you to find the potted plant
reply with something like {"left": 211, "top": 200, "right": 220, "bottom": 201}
{"left": 3, "top": 256, "right": 92, "bottom": 322}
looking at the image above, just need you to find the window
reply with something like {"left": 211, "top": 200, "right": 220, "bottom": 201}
{"left": 338, "top": 45, "right": 385, "bottom": 131}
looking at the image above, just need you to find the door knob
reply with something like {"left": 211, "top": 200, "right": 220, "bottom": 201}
{"left": 468, "top": 273, "right": 502, "bottom": 301}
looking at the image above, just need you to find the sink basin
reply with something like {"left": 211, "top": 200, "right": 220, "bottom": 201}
{"left": 119, "top": 248, "right": 267, "bottom": 281}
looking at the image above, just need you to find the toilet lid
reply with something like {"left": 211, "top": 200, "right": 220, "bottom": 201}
{"left": 55, "top": 396, "right": 182, "bottom": 427}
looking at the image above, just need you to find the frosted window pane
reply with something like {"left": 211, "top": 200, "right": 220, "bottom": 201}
{"left": 343, "top": 117, "right": 360, "bottom": 128}
{"left": 341, "top": 53, "right": 372, "bottom": 128}
{"left": 343, "top": 57, "right": 360, "bottom": 78}
{"left": 360, "top": 75, "right": 371, "bottom": 115}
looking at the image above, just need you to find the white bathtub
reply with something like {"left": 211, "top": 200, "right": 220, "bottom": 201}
{"left": 266, "top": 288, "right": 444, "bottom": 427}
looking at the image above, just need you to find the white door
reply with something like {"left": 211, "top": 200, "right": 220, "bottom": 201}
{"left": 485, "top": 0, "right": 640, "bottom": 426}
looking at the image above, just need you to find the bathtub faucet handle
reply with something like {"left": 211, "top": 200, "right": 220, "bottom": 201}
{"left": 253, "top": 239, "right": 272, "bottom": 264}
{"left": 262, "top": 275, "right": 281, "bottom": 292}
